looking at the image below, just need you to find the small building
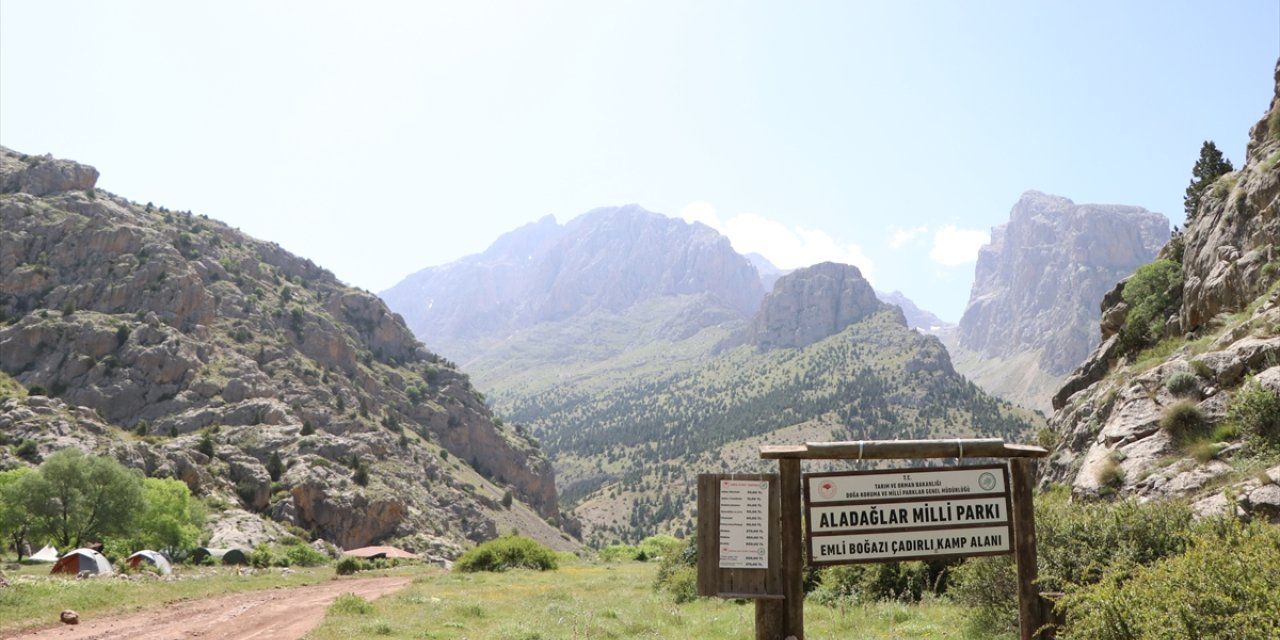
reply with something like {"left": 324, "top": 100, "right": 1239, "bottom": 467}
{"left": 342, "top": 545, "right": 419, "bottom": 560}
{"left": 51, "top": 549, "right": 113, "bottom": 576}
{"left": 126, "top": 550, "right": 173, "bottom": 575}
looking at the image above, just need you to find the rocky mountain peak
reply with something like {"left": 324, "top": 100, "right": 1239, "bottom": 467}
{"left": 381, "top": 205, "right": 765, "bottom": 362}
{"left": 748, "top": 262, "right": 897, "bottom": 350}
{"left": 959, "top": 191, "right": 1169, "bottom": 376}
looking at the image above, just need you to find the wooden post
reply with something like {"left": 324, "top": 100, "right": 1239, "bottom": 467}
{"left": 779, "top": 458, "right": 804, "bottom": 640}
{"left": 1010, "top": 458, "right": 1043, "bottom": 640}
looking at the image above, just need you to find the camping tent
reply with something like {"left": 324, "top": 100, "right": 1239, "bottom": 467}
{"left": 343, "top": 545, "right": 419, "bottom": 560}
{"left": 29, "top": 545, "right": 58, "bottom": 563}
{"left": 193, "top": 547, "right": 249, "bottom": 566}
{"left": 126, "top": 550, "right": 173, "bottom": 575}
{"left": 51, "top": 549, "right": 114, "bottom": 576}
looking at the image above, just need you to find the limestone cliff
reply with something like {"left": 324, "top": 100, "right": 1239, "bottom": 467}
{"left": 959, "top": 191, "right": 1168, "bottom": 376}
{"left": 747, "top": 262, "right": 897, "bottom": 350}
{"left": 1044, "top": 60, "right": 1280, "bottom": 522}
{"left": 0, "top": 147, "right": 572, "bottom": 554}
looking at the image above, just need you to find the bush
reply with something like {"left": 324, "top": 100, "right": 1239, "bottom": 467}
{"left": 284, "top": 543, "right": 329, "bottom": 567}
{"left": 1228, "top": 376, "right": 1280, "bottom": 445}
{"left": 336, "top": 556, "right": 368, "bottom": 575}
{"left": 1164, "top": 371, "right": 1198, "bottom": 396}
{"left": 1160, "top": 399, "right": 1207, "bottom": 443}
{"left": 1119, "top": 260, "right": 1183, "bottom": 351}
{"left": 1059, "top": 520, "right": 1280, "bottom": 640}
{"left": 249, "top": 544, "right": 280, "bottom": 568}
{"left": 954, "top": 489, "right": 1202, "bottom": 635}
{"left": 329, "top": 593, "right": 375, "bottom": 615}
{"left": 453, "top": 535, "right": 558, "bottom": 572}
{"left": 809, "top": 561, "right": 951, "bottom": 605}
{"left": 653, "top": 538, "right": 698, "bottom": 602}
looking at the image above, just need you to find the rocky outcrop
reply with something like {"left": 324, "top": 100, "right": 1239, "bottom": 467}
{"left": 1044, "top": 60, "right": 1280, "bottom": 521}
{"left": 380, "top": 205, "right": 765, "bottom": 362}
{"left": 0, "top": 146, "right": 571, "bottom": 554}
{"left": 0, "top": 150, "right": 100, "bottom": 196}
{"left": 747, "top": 262, "right": 894, "bottom": 350}
{"left": 959, "top": 192, "right": 1168, "bottom": 376}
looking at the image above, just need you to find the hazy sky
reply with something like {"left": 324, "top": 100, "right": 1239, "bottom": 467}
{"left": 2, "top": 1, "right": 1277, "bottom": 321}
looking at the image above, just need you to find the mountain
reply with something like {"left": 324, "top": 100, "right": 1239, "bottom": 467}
{"left": 746, "top": 252, "right": 788, "bottom": 291}
{"left": 1044, "top": 60, "right": 1280, "bottom": 522}
{"left": 381, "top": 205, "right": 765, "bottom": 364}
{"left": 501, "top": 263, "right": 1042, "bottom": 544}
{"left": 949, "top": 191, "right": 1169, "bottom": 413}
{"left": 876, "top": 289, "right": 952, "bottom": 334}
{"left": 0, "top": 146, "right": 573, "bottom": 557}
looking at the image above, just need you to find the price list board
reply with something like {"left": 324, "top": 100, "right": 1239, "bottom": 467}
{"left": 696, "top": 473, "right": 781, "bottom": 599}
{"left": 718, "top": 479, "right": 770, "bottom": 569}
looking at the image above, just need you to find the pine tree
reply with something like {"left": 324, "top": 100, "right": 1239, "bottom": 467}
{"left": 1184, "top": 141, "right": 1235, "bottom": 221}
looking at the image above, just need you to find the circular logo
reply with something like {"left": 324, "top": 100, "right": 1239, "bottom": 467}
{"left": 978, "top": 472, "right": 997, "bottom": 491}
{"left": 818, "top": 481, "right": 836, "bottom": 499}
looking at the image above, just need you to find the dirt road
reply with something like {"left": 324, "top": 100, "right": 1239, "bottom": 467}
{"left": 2, "top": 576, "right": 412, "bottom": 640}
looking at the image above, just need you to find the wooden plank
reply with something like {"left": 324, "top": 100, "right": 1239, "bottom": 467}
{"left": 779, "top": 459, "right": 804, "bottom": 640}
{"left": 761, "top": 439, "right": 1049, "bottom": 460}
{"left": 1010, "top": 458, "right": 1044, "bottom": 640}
{"left": 696, "top": 473, "right": 781, "bottom": 600}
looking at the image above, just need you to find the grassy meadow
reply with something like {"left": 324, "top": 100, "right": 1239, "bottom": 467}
{"left": 306, "top": 560, "right": 1006, "bottom": 640}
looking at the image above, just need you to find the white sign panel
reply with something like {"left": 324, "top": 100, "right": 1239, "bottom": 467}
{"left": 809, "top": 496, "right": 1008, "bottom": 534}
{"left": 810, "top": 525, "right": 1011, "bottom": 564}
{"left": 718, "top": 479, "right": 769, "bottom": 569}
{"left": 807, "top": 467, "right": 1005, "bottom": 503}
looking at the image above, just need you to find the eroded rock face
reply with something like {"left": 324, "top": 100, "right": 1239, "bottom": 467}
{"left": 959, "top": 191, "right": 1168, "bottom": 377}
{"left": 748, "top": 262, "right": 894, "bottom": 350}
{"left": 1044, "top": 60, "right": 1280, "bottom": 520}
{"left": 0, "top": 145, "right": 571, "bottom": 555}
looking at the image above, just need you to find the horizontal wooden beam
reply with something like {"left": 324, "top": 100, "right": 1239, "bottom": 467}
{"left": 760, "top": 439, "right": 1049, "bottom": 460}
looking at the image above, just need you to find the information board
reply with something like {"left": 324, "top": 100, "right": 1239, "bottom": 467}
{"left": 719, "top": 479, "right": 770, "bottom": 569}
{"left": 804, "top": 464, "right": 1012, "bottom": 566}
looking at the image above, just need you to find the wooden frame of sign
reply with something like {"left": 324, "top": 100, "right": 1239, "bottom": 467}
{"left": 692, "top": 438, "right": 1052, "bottom": 640}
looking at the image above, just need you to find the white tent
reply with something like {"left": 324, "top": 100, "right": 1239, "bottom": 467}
{"left": 29, "top": 545, "right": 58, "bottom": 563}
{"left": 126, "top": 550, "right": 173, "bottom": 575}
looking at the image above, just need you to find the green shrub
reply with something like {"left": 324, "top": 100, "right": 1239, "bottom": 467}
{"left": 1160, "top": 399, "right": 1207, "bottom": 443}
{"left": 653, "top": 538, "right": 698, "bottom": 602}
{"left": 1164, "top": 371, "right": 1198, "bottom": 396}
{"left": 1059, "top": 520, "right": 1280, "bottom": 640}
{"left": 955, "top": 489, "right": 1202, "bottom": 635}
{"left": 1190, "top": 359, "right": 1214, "bottom": 378}
{"left": 329, "top": 593, "right": 375, "bottom": 615}
{"left": 453, "top": 535, "right": 558, "bottom": 572}
{"left": 1119, "top": 260, "right": 1183, "bottom": 351}
{"left": 284, "top": 543, "right": 329, "bottom": 567}
{"left": 1228, "top": 376, "right": 1280, "bottom": 445}
{"left": 336, "top": 556, "right": 367, "bottom": 575}
{"left": 810, "top": 561, "right": 951, "bottom": 605}
{"left": 14, "top": 439, "right": 38, "bottom": 461}
{"left": 249, "top": 544, "right": 280, "bottom": 568}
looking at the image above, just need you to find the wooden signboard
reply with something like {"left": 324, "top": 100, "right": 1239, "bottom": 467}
{"left": 804, "top": 464, "right": 1013, "bottom": 566}
{"left": 696, "top": 474, "right": 782, "bottom": 599}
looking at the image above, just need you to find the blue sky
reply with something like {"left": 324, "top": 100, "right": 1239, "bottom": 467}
{"left": 2, "top": 1, "right": 1277, "bottom": 322}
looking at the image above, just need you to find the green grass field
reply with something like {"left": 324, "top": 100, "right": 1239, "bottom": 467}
{"left": 306, "top": 560, "right": 1006, "bottom": 640}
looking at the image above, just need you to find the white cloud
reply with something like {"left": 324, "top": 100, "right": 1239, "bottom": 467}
{"left": 929, "top": 225, "right": 989, "bottom": 267}
{"left": 679, "top": 202, "right": 875, "bottom": 283}
{"left": 679, "top": 201, "right": 723, "bottom": 231}
{"left": 889, "top": 225, "right": 929, "bottom": 249}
